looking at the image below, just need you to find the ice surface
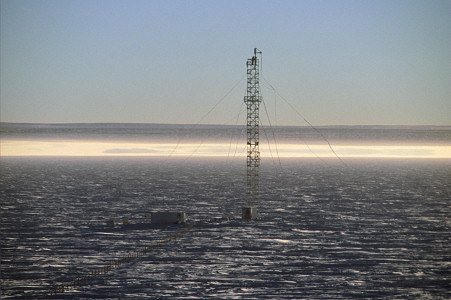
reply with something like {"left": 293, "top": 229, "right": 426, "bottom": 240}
{"left": 1, "top": 157, "right": 450, "bottom": 299}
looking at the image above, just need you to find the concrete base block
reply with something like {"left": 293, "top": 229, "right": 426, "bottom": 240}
{"left": 242, "top": 206, "right": 258, "bottom": 220}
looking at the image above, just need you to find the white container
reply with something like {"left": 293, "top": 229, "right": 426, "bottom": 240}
{"left": 151, "top": 212, "right": 186, "bottom": 224}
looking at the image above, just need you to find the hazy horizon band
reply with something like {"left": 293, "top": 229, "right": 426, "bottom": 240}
{"left": 2, "top": 140, "right": 450, "bottom": 159}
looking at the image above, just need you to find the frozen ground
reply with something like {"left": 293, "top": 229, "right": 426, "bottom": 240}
{"left": 1, "top": 157, "right": 450, "bottom": 299}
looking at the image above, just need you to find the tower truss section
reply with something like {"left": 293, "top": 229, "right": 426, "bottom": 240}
{"left": 244, "top": 48, "right": 262, "bottom": 211}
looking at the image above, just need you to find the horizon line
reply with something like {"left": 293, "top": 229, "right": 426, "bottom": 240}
{"left": 1, "top": 122, "right": 450, "bottom": 128}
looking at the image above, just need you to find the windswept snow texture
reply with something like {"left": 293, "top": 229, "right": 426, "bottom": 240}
{"left": 1, "top": 157, "right": 450, "bottom": 299}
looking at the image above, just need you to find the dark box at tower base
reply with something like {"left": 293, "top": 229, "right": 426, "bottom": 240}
{"left": 242, "top": 206, "right": 258, "bottom": 220}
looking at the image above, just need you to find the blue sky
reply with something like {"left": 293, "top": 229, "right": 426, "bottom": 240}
{"left": 1, "top": 0, "right": 450, "bottom": 125}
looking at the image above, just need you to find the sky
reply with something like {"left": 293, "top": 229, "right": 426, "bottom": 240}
{"left": 1, "top": 0, "right": 450, "bottom": 126}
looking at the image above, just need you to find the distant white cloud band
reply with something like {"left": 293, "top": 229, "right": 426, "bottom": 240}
{"left": 103, "top": 148, "right": 158, "bottom": 154}
{"left": 1, "top": 140, "right": 451, "bottom": 159}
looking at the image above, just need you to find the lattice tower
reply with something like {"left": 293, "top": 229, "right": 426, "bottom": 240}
{"left": 244, "top": 48, "right": 262, "bottom": 206}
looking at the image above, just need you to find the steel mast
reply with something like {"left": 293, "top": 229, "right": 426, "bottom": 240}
{"left": 242, "top": 48, "right": 262, "bottom": 220}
